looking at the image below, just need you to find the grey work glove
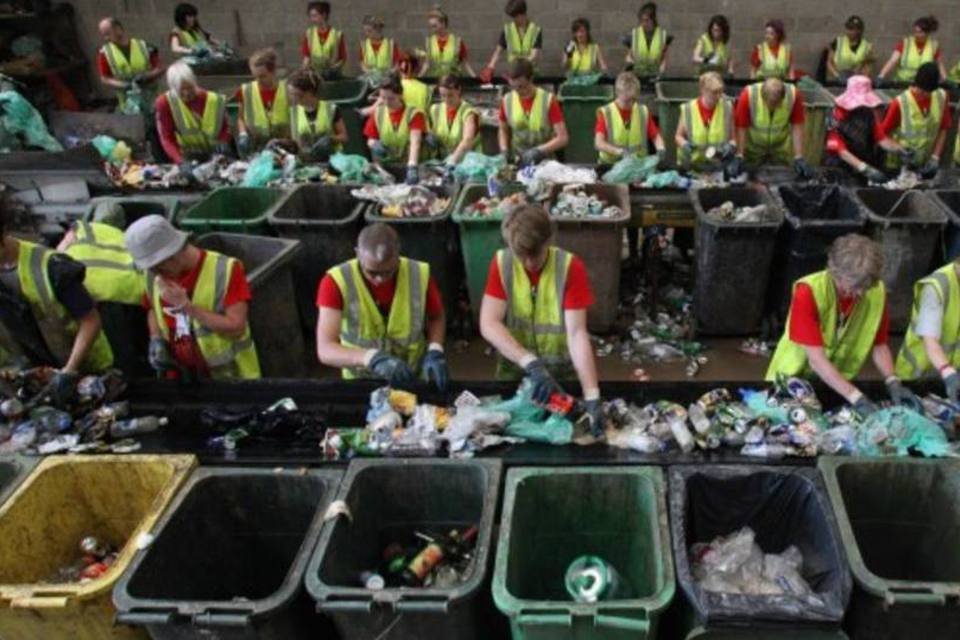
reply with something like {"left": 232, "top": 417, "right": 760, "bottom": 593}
{"left": 794, "top": 157, "right": 814, "bottom": 180}
{"left": 718, "top": 141, "right": 737, "bottom": 161}
{"left": 369, "top": 351, "right": 416, "bottom": 387}
{"left": 873, "top": 75, "right": 884, "bottom": 89}
{"left": 405, "top": 165, "right": 419, "bottom": 185}
{"left": 944, "top": 370, "right": 960, "bottom": 404}
{"left": 178, "top": 161, "right": 196, "bottom": 184}
{"left": 424, "top": 132, "right": 439, "bottom": 150}
{"left": 421, "top": 349, "right": 449, "bottom": 392}
{"left": 370, "top": 140, "right": 389, "bottom": 162}
{"left": 919, "top": 156, "right": 940, "bottom": 180}
{"left": 860, "top": 164, "right": 886, "bottom": 183}
{"left": 898, "top": 146, "right": 916, "bottom": 167}
{"left": 49, "top": 371, "right": 78, "bottom": 408}
{"left": 679, "top": 140, "right": 694, "bottom": 163}
{"left": 583, "top": 398, "right": 604, "bottom": 437}
{"left": 523, "top": 358, "right": 562, "bottom": 405}
{"left": 213, "top": 141, "right": 233, "bottom": 157}
{"left": 237, "top": 132, "right": 252, "bottom": 156}
{"left": 519, "top": 147, "right": 544, "bottom": 167}
{"left": 148, "top": 337, "right": 177, "bottom": 375}
{"left": 886, "top": 377, "right": 923, "bottom": 412}
{"left": 309, "top": 135, "right": 333, "bottom": 160}
{"left": 852, "top": 395, "right": 878, "bottom": 418}
{"left": 725, "top": 155, "right": 744, "bottom": 179}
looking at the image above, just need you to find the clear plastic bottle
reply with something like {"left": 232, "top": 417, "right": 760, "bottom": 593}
{"left": 565, "top": 556, "right": 625, "bottom": 603}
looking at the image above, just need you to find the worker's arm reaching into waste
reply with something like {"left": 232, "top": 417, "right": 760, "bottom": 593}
{"left": 565, "top": 306, "right": 601, "bottom": 401}
{"left": 803, "top": 346, "right": 875, "bottom": 413}
{"left": 62, "top": 310, "right": 103, "bottom": 375}
{"left": 480, "top": 296, "right": 533, "bottom": 370}
{"left": 448, "top": 113, "right": 478, "bottom": 166}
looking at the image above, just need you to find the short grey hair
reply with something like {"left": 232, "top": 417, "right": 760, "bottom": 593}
{"left": 357, "top": 223, "right": 400, "bottom": 262}
{"left": 166, "top": 61, "right": 197, "bottom": 94}
{"left": 827, "top": 233, "right": 883, "bottom": 290}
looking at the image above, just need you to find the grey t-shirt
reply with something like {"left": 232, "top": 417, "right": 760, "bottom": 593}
{"left": 914, "top": 283, "right": 945, "bottom": 339}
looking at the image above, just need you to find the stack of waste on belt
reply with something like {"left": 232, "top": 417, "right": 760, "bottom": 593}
{"left": 315, "top": 376, "right": 958, "bottom": 461}
{"left": 351, "top": 184, "right": 450, "bottom": 218}
{"left": 0, "top": 367, "right": 165, "bottom": 455}
{"left": 202, "top": 397, "right": 327, "bottom": 451}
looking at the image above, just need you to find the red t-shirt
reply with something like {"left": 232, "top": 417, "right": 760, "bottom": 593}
{"left": 498, "top": 94, "right": 565, "bottom": 126}
{"left": 594, "top": 105, "right": 661, "bottom": 140}
{"left": 299, "top": 27, "right": 348, "bottom": 61}
{"left": 788, "top": 283, "right": 889, "bottom": 347}
{"left": 154, "top": 91, "right": 232, "bottom": 164}
{"left": 696, "top": 97, "right": 717, "bottom": 125}
{"left": 141, "top": 251, "right": 252, "bottom": 375}
{"left": 358, "top": 39, "right": 403, "bottom": 66}
{"left": 750, "top": 43, "right": 794, "bottom": 70}
{"left": 363, "top": 104, "right": 427, "bottom": 140}
{"left": 825, "top": 106, "right": 887, "bottom": 155}
{"left": 315, "top": 272, "right": 444, "bottom": 319}
{"left": 97, "top": 46, "right": 160, "bottom": 78}
{"left": 880, "top": 88, "right": 952, "bottom": 137}
{"left": 733, "top": 86, "right": 805, "bottom": 128}
{"left": 483, "top": 254, "right": 594, "bottom": 310}
{"left": 893, "top": 37, "right": 942, "bottom": 60}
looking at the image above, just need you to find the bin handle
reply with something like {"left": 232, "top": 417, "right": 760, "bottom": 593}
{"left": 595, "top": 613, "right": 649, "bottom": 632}
{"left": 195, "top": 611, "right": 252, "bottom": 627}
{"left": 396, "top": 599, "right": 449, "bottom": 614}
{"left": 10, "top": 596, "right": 69, "bottom": 609}
{"left": 319, "top": 600, "right": 374, "bottom": 613}
{"left": 886, "top": 590, "right": 947, "bottom": 607}
{"left": 516, "top": 612, "right": 573, "bottom": 627}
{"left": 115, "top": 611, "right": 176, "bottom": 626}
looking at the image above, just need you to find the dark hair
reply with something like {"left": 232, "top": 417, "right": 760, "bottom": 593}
{"left": 845, "top": 15, "right": 865, "bottom": 32}
{"left": 428, "top": 5, "right": 449, "bottom": 27}
{"left": 707, "top": 15, "right": 730, "bottom": 43}
{"left": 571, "top": 18, "right": 592, "bottom": 43}
{"left": 505, "top": 0, "right": 527, "bottom": 18}
{"left": 437, "top": 74, "right": 463, "bottom": 91}
{"left": 508, "top": 58, "right": 533, "bottom": 80}
{"left": 378, "top": 72, "right": 403, "bottom": 95}
{"left": 174, "top": 3, "right": 211, "bottom": 39}
{"left": 307, "top": 2, "right": 331, "bottom": 17}
{"left": 765, "top": 19, "right": 786, "bottom": 41}
{"left": 914, "top": 15, "right": 939, "bottom": 33}
{"left": 638, "top": 2, "right": 657, "bottom": 25}
{"left": 288, "top": 68, "right": 322, "bottom": 94}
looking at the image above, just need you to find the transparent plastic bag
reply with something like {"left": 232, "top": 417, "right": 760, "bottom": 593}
{"left": 241, "top": 150, "right": 280, "bottom": 186}
{"left": 601, "top": 154, "right": 659, "bottom": 184}
{"left": 452, "top": 151, "right": 505, "bottom": 182}
{"left": 0, "top": 90, "right": 62, "bottom": 152}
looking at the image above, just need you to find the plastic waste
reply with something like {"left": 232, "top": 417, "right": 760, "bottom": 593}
{"left": 242, "top": 150, "right": 281, "bottom": 187}
{"left": 601, "top": 154, "right": 659, "bottom": 184}
{"left": 0, "top": 90, "right": 63, "bottom": 152}
{"left": 452, "top": 151, "right": 506, "bottom": 183}
{"left": 565, "top": 555, "right": 627, "bottom": 602}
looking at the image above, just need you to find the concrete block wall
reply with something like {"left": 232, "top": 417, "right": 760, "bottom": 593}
{"left": 70, "top": 0, "right": 960, "bottom": 92}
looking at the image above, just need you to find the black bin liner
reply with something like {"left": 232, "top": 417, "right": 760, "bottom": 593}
{"left": 669, "top": 466, "right": 851, "bottom": 628}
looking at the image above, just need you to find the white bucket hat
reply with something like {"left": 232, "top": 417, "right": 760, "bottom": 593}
{"left": 124, "top": 214, "right": 188, "bottom": 270}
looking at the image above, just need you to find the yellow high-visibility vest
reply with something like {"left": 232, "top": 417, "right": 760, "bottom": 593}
{"left": 503, "top": 87, "right": 553, "bottom": 154}
{"left": 697, "top": 33, "right": 728, "bottom": 74}
{"left": 596, "top": 101, "right": 647, "bottom": 164}
{"left": 897, "top": 36, "right": 938, "bottom": 83}
{"left": 362, "top": 37, "right": 395, "bottom": 72}
{"left": 307, "top": 26, "right": 342, "bottom": 71}
{"left": 166, "top": 89, "right": 226, "bottom": 158}
{"left": 631, "top": 26, "right": 667, "bottom": 76}
{"left": 290, "top": 101, "right": 338, "bottom": 151}
{"left": 832, "top": 35, "right": 873, "bottom": 76}
{"left": 425, "top": 33, "right": 462, "bottom": 77}
{"left": 896, "top": 263, "right": 960, "bottom": 379}
{"left": 504, "top": 21, "right": 541, "bottom": 63}
{"left": 429, "top": 101, "right": 480, "bottom": 157}
{"left": 757, "top": 42, "right": 791, "bottom": 79}
{"left": 888, "top": 88, "right": 945, "bottom": 168}
{"left": 568, "top": 43, "right": 598, "bottom": 75}
{"left": 680, "top": 97, "right": 733, "bottom": 168}
{"left": 241, "top": 80, "right": 289, "bottom": 144}
{"left": 744, "top": 81, "right": 796, "bottom": 165}
{"left": 64, "top": 221, "right": 145, "bottom": 306}
{"left": 375, "top": 103, "right": 423, "bottom": 163}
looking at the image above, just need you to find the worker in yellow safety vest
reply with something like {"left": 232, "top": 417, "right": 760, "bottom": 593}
{"left": 316, "top": 223, "right": 448, "bottom": 389}
{"left": 480, "top": 0, "right": 542, "bottom": 83}
{"left": 733, "top": 78, "right": 813, "bottom": 178}
{"left": 155, "top": 62, "right": 232, "bottom": 170}
{"left": 595, "top": 71, "right": 664, "bottom": 165}
{"left": 877, "top": 15, "right": 947, "bottom": 87}
{"left": 0, "top": 194, "right": 113, "bottom": 402}
{"left": 563, "top": 18, "right": 607, "bottom": 77}
{"left": 169, "top": 3, "right": 223, "bottom": 59}
{"left": 692, "top": 15, "right": 733, "bottom": 77}
{"left": 878, "top": 62, "right": 949, "bottom": 180}
{"left": 125, "top": 215, "right": 260, "bottom": 381}
{"left": 675, "top": 72, "right": 736, "bottom": 172}
{"left": 364, "top": 73, "right": 426, "bottom": 184}
{"left": 751, "top": 20, "right": 794, "bottom": 80}
{"left": 57, "top": 211, "right": 145, "bottom": 307}
{"left": 499, "top": 59, "right": 568, "bottom": 166}
{"left": 426, "top": 74, "right": 480, "bottom": 168}
{"left": 97, "top": 17, "right": 163, "bottom": 112}
{"left": 286, "top": 68, "right": 348, "bottom": 161}
{"left": 826, "top": 15, "right": 874, "bottom": 82}
{"left": 301, "top": 2, "right": 346, "bottom": 78}
{"left": 237, "top": 48, "right": 289, "bottom": 155}
{"left": 768, "top": 234, "right": 921, "bottom": 416}
{"left": 896, "top": 257, "right": 960, "bottom": 402}
{"left": 479, "top": 204, "right": 605, "bottom": 435}
{"left": 359, "top": 14, "right": 399, "bottom": 76}
{"left": 625, "top": 3, "right": 671, "bottom": 79}
{"left": 419, "top": 7, "right": 475, "bottom": 79}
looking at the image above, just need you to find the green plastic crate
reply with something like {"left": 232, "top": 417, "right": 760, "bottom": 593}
{"left": 799, "top": 84, "right": 836, "bottom": 167}
{"left": 178, "top": 186, "right": 284, "bottom": 235}
{"left": 558, "top": 83, "right": 614, "bottom": 164}
{"left": 452, "top": 184, "right": 506, "bottom": 318}
{"left": 493, "top": 466, "right": 675, "bottom": 640}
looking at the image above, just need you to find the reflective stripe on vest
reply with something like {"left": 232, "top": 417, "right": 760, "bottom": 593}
{"left": 495, "top": 247, "right": 574, "bottom": 380}
{"left": 363, "top": 37, "right": 394, "bottom": 71}
{"left": 16, "top": 240, "right": 113, "bottom": 372}
{"left": 402, "top": 78, "right": 433, "bottom": 117}
{"left": 242, "top": 81, "right": 290, "bottom": 142}
{"left": 568, "top": 44, "right": 598, "bottom": 75}
{"left": 429, "top": 101, "right": 480, "bottom": 156}
{"left": 426, "top": 34, "right": 462, "bottom": 77}
{"left": 896, "top": 264, "right": 960, "bottom": 379}
{"left": 597, "top": 101, "right": 646, "bottom": 164}
{"left": 505, "top": 22, "right": 540, "bottom": 62}
{"left": 746, "top": 82, "right": 796, "bottom": 164}
{"left": 681, "top": 97, "right": 732, "bottom": 168}
{"left": 892, "top": 88, "right": 945, "bottom": 166}
{"left": 328, "top": 257, "right": 428, "bottom": 380}
{"left": 308, "top": 27, "right": 341, "bottom": 70}
{"left": 376, "top": 104, "right": 421, "bottom": 163}
{"left": 766, "top": 270, "right": 885, "bottom": 381}
{"left": 290, "top": 101, "right": 337, "bottom": 149}
{"left": 167, "top": 90, "right": 226, "bottom": 157}
{"left": 897, "top": 37, "right": 938, "bottom": 83}
{"left": 833, "top": 36, "right": 872, "bottom": 73}
{"left": 698, "top": 33, "right": 728, "bottom": 73}
{"left": 65, "top": 222, "right": 145, "bottom": 305}
{"left": 146, "top": 251, "right": 260, "bottom": 379}
{"left": 757, "top": 42, "right": 791, "bottom": 79}
{"left": 503, "top": 87, "right": 551, "bottom": 153}
{"left": 631, "top": 26, "right": 666, "bottom": 76}
{"left": 101, "top": 39, "right": 150, "bottom": 80}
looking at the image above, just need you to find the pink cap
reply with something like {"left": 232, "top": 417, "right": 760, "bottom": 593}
{"left": 835, "top": 75, "right": 883, "bottom": 111}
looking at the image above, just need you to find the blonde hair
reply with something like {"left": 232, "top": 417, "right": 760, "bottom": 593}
{"left": 502, "top": 204, "right": 553, "bottom": 257}
{"left": 827, "top": 234, "right": 884, "bottom": 290}
{"left": 362, "top": 15, "right": 385, "bottom": 31}
{"left": 761, "top": 77, "right": 786, "bottom": 104}
{"left": 427, "top": 5, "right": 448, "bottom": 25}
{"left": 699, "top": 71, "right": 724, "bottom": 92}
{"left": 249, "top": 47, "right": 278, "bottom": 71}
{"left": 615, "top": 72, "right": 640, "bottom": 100}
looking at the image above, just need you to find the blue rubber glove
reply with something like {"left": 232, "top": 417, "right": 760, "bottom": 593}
{"left": 584, "top": 398, "right": 604, "bottom": 437}
{"left": 794, "top": 157, "right": 814, "bottom": 180}
{"left": 524, "top": 359, "right": 562, "bottom": 405}
{"left": 405, "top": 165, "right": 419, "bottom": 185}
{"left": 370, "top": 140, "right": 388, "bottom": 162}
{"left": 886, "top": 378, "right": 923, "bottom": 413}
{"left": 422, "top": 349, "right": 449, "bottom": 392}
{"left": 519, "top": 147, "right": 544, "bottom": 167}
{"left": 369, "top": 351, "right": 416, "bottom": 387}
{"left": 237, "top": 132, "right": 252, "bottom": 156}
